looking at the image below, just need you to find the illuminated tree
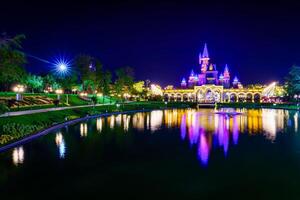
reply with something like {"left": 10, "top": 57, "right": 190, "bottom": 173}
{"left": 0, "top": 33, "right": 27, "bottom": 91}
{"left": 114, "top": 66, "right": 134, "bottom": 96}
{"left": 285, "top": 65, "right": 300, "bottom": 99}
{"left": 99, "top": 70, "right": 112, "bottom": 96}
{"left": 75, "top": 54, "right": 103, "bottom": 93}
{"left": 25, "top": 74, "right": 43, "bottom": 93}
{"left": 43, "top": 74, "right": 61, "bottom": 91}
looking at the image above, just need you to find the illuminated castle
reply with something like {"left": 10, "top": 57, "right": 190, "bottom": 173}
{"left": 180, "top": 43, "right": 242, "bottom": 89}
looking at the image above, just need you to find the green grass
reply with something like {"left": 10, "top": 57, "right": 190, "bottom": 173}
{"left": 0, "top": 101, "right": 192, "bottom": 146}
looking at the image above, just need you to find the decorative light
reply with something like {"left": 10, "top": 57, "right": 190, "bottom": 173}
{"left": 13, "top": 84, "right": 25, "bottom": 93}
{"left": 150, "top": 84, "right": 163, "bottom": 96}
{"left": 80, "top": 92, "right": 88, "bottom": 97}
{"left": 55, "top": 89, "right": 63, "bottom": 94}
{"left": 53, "top": 57, "right": 71, "bottom": 77}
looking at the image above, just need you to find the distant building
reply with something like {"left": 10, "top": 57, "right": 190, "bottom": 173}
{"left": 163, "top": 43, "right": 269, "bottom": 103}
{"left": 182, "top": 43, "right": 240, "bottom": 89}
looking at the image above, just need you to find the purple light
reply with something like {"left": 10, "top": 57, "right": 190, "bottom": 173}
{"left": 198, "top": 129, "right": 209, "bottom": 166}
{"left": 180, "top": 114, "right": 187, "bottom": 140}
{"left": 232, "top": 116, "right": 239, "bottom": 145}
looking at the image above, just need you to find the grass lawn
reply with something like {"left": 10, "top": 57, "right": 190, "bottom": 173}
{"left": 0, "top": 101, "right": 192, "bottom": 146}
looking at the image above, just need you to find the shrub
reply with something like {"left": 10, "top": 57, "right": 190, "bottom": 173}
{"left": 53, "top": 99, "right": 60, "bottom": 106}
{"left": 91, "top": 96, "right": 97, "bottom": 105}
{"left": 7, "top": 99, "right": 16, "bottom": 108}
{"left": 0, "top": 103, "right": 9, "bottom": 114}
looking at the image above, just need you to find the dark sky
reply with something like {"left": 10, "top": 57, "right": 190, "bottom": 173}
{"left": 1, "top": 0, "right": 300, "bottom": 86}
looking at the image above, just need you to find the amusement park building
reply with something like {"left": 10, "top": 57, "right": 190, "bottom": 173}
{"left": 163, "top": 44, "right": 279, "bottom": 103}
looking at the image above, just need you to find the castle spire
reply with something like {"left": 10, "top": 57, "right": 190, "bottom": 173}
{"left": 202, "top": 43, "right": 209, "bottom": 58}
{"left": 224, "top": 64, "right": 230, "bottom": 78}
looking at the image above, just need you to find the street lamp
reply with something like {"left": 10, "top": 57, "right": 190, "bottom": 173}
{"left": 55, "top": 89, "right": 63, "bottom": 100}
{"left": 13, "top": 84, "right": 25, "bottom": 101}
{"left": 54, "top": 58, "right": 71, "bottom": 77}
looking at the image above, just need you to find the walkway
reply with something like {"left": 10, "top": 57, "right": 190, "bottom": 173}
{"left": 0, "top": 103, "right": 112, "bottom": 118}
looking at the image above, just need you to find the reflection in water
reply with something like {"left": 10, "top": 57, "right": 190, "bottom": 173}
{"left": 80, "top": 123, "right": 88, "bottom": 137}
{"left": 123, "top": 115, "right": 130, "bottom": 131}
{"left": 110, "top": 115, "right": 115, "bottom": 129}
{"left": 96, "top": 108, "right": 289, "bottom": 166}
{"left": 132, "top": 113, "right": 145, "bottom": 130}
{"left": 55, "top": 132, "right": 66, "bottom": 159}
{"left": 294, "top": 112, "right": 298, "bottom": 132}
{"left": 11, "top": 108, "right": 292, "bottom": 166}
{"left": 150, "top": 110, "right": 163, "bottom": 132}
{"left": 97, "top": 118, "right": 103, "bottom": 133}
{"left": 12, "top": 146, "right": 24, "bottom": 166}
{"left": 198, "top": 129, "right": 209, "bottom": 166}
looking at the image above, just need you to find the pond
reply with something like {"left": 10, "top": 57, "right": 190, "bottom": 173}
{"left": 1, "top": 108, "right": 300, "bottom": 199}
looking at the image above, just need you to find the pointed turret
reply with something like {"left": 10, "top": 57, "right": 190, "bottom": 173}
{"left": 190, "top": 69, "right": 195, "bottom": 77}
{"left": 200, "top": 43, "right": 210, "bottom": 73}
{"left": 224, "top": 64, "right": 230, "bottom": 78}
{"left": 219, "top": 73, "right": 224, "bottom": 80}
{"left": 202, "top": 43, "right": 209, "bottom": 58}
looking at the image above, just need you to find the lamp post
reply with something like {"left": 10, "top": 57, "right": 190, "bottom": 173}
{"left": 97, "top": 92, "right": 103, "bottom": 104}
{"left": 13, "top": 85, "right": 25, "bottom": 101}
{"left": 55, "top": 89, "right": 63, "bottom": 100}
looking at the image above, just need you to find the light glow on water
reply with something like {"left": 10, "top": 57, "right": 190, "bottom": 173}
{"left": 9, "top": 108, "right": 291, "bottom": 166}
{"left": 12, "top": 146, "right": 24, "bottom": 166}
{"left": 55, "top": 132, "right": 66, "bottom": 159}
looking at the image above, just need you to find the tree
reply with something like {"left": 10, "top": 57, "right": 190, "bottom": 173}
{"left": 0, "top": 33, "right": 27, "bottom": 91}
{"left": 75, "top": 54, "right": 103, "bottom": 93}
{"left": 43, "top": 74, "right": 61, "bottom": 91}
{"left": 99, "top": 70, "right": 112, "bottom": 96}
{"left": 25, "top": 74, "right": 43, "bottom": 93}
{"left": 285, "top": 65, "right": 300, "bottom": 99}
{"left": 114, "top": 66, "right": 134, "bottom": 96}
{"left": 56, "top": 71, "right": 78, "bottom": 92}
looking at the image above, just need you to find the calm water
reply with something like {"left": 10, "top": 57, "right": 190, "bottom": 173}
{"left": 1, "top": 108, "right": 300, "bottom": 199}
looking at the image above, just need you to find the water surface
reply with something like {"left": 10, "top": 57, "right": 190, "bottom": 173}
{"left": 1, "top": 108, "right": 300, "bottom": 199}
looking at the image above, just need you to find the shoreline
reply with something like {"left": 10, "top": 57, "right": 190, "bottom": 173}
{"left": 1, "top": 101, "right": 299, "bottom": 152}
{"left": 0, "top": 109, "right": 152, "bottom": 153}
{"left": 0, "top": 102, "right": 192, "bottom": 152}
{"left": 217, "top": 102, "right": 300, "bottom": 111}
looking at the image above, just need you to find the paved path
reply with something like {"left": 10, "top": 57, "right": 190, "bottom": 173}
{"left": 0, "top": 103, "right": 112, "bottom": 118}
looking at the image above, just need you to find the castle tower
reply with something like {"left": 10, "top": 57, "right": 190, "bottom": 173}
{"left": 232, "top": 76, "right": 239, "bottom": 89}
{"left": 188, "top": 69, "right": 196, "bottom": 88}
{"left": 219, "top": 73, "right": 224, "bottom": 85}
{"left": 201, "top": 43, "right": 210, "bottom": 73}
{"left": 223, "top": 64, "right": 230, "bottom": 88}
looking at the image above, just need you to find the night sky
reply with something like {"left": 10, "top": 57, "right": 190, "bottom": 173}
{"left": 1, "top": 0, "right": 300, "bottom": 86}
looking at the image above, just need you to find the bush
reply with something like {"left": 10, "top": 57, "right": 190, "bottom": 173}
{"left": 7, "top": 99, "right": 16, "bottom": 108}
{"left": 0, "top": 103, "right": 9, "bottom": 114}
{"left": 53, "top": 99, "right": 60, "bottom": 106}
{"left": 91, "top": 96, "right": 97, "bottom": 105}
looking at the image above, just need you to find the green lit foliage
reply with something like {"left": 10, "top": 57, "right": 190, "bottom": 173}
{"left": 25, "top": 74, "right": 44, "bottom": 93}
{"left": 99, "top": 70, "right": 112, "bottom": 96}
{"left": 285, "top": 65, "right": 300, "bottom": 98}
{"left": 75, "top": 54, "right": 103, "bottom": 92}
{"left": 0, "top": 33, "right": 27, "bottom": 91}
{"left": 0, "top": 102, "right": 9, "bottom": 114}
{"left": 43, "top": 74, "right": 61, "bottom": 90}
{"left": 114, "top": 66, "right": 134, "bottom": 96}
{"left": 56, "top": 71, "right": 78, "bottom": 91}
